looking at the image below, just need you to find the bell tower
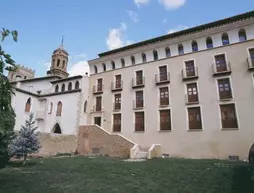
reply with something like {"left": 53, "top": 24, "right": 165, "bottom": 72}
{"left": 47, "top": 37, "right": 69, "bottom": 78}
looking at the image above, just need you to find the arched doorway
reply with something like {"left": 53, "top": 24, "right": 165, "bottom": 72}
{"left": 52, "top": 123, "right": 62, "bottom": 134}
{"left": 249, "top": 143, "right": 254, "bottom": 163}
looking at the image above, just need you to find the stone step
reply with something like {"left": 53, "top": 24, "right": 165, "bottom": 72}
{"left": 136, "top": 151, "right": 148, "bottom": 159}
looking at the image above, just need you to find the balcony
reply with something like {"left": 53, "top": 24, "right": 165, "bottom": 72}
{"left": 132, "top": 77, "right": 145, "bottom": 89}
{"left": 111, "top": 81, "right": 123, "bottom": 92}
{"left": 93, "top": 85, "right": 103, "bottom": 95}
{"left": 247, "top": 57, "right": 254, "bottom": 71}
{"left": 155, "top": 72, "right": 170, "bottom": 85}
{"left": 212, "top": 61, "right": 231, "bottom": 77}
{"left": 35, "top": 111, "right": 45, "bottom": 120}
{"left": 185, "top": 94, "right": 199, "bottom": 105}
{"left": 159, "top": 99, "right": 169, "bottom": 107}
{"left": 219, "top": 92, "right": 233, "bottom": 101}
{"left": 182, "top": 68, "right": 199, "bottom": 81}
{"left": 133, "top": 100, "right": 144, "bottom": 110}
{"left": 113, "top": 103, "right": 121, "bottom": 112}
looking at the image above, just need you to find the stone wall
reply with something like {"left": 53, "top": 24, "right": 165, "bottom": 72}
{"left": 78, "top": 125, "right": 135, "bottom": 158}
{"left": 147, "top": 144, "right": 162, "bottom": 160}
{"left": 37, "top": 133, "right": 77, "bottom": 157}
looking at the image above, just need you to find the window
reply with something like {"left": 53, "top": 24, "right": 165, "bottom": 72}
{"left": 113, "top": 114, "right": 121, "bottom": 132}
{"left": 102, "top": 63, "right": 106, "bottom": 71}
{"left": 131, "top": 56, "right": 135, "bottom": 65}
{"left": 142, "top": 53, "right": 147, "bottom": 63}
{"left": 135, "top": 70, "right": 143, "bottom": 86}
{"left": 188, "top": 107, "right": 202, "bottom": 130}
{"left": 238, "top": 29, "right": 247, "bottom": 42}
{"left": 57, "top": 59, "right": 60, "bottom": 67}
{"left": 185, "top": 60, "right": 196, "bottom": 77}
{"left": 135, "top": 112, "right": 145, "bottom": 132}
{"left": 153, "top": 50, "right": 158, "bottom": 60}
{"left": 25, "top": 98, "right": 31, "bottom": 112}
{"left": 61, "top": 84, "right": 65, "bottom": 92}
{"left": 135, "top": 91, "right": 144, "bottom": 108}
{"left": 114, "top": 94, "right": 121, "bottom": 111}
{"left": 111, "top": 61, "right": 115, "bottom": 69}
{"left": 215, "top": 54, "right": 227, "bottom": 72}
{"left": 249, "top": 48, "right": 254, "bottom": 66}
{"left": 56, "top": 101, "right": 62, "bottom": 116}
{"left": 115, "top": 75, "right": 122, "bottom": 89}
{"left": 75, "top": 81, "right": 80, "bottom": 89}
{"left": 52, "top": 59, "right": 55, "bottom": 67}
{"left": 217, "top": 78, "right": 232, "bottom": 100}
{"left": 55, "top": 85, "right": 59, "bottom": 93}
{"left": 53, "top": 123, "right": 62, "bottom": 134}
{"left": 160, "top": 87, "right": 169, "bottom": 106}
{"left": 84, "top": 101, "right": 87, "bottom": 113}
{"left": 206, "top": 37, "right": 213, "bottom": 48}
{"left": 68, "top": 82, "right": 72, "bottom": 90}
{"left": 159, "top": 66, "right": 168, "bottom": 81}
{"left": 165, "top": 47, "right": 171, "bottom": 57}
{"left": 222, "top": 33, "right": 230, "bottom": 45}
{"left": 97, "top": 79, "right": 103, "bottom": 92}
{"left": 121, "top": 58, "right": 125, "bottom": 67}
{"left": 186, "top": 83, "right": 199, "bottom": 103}
{"left": 160, "top": 110, "right": 171, "bottom": 131}
{"left": 62, "top": 60, "right": 65, "bottom": 69}
{"left": 220, "top": 104, "right": 238, "bottom": 128}
{"left": 96, "top": 96, "right": 102, "bottom": 112}
{"left": 94, "top": 65, "right": 98, "bottom": 74}
{"left": 178, "top": 44, "right": 184, "bottom": 55}
{"left": 191, "top": 41, "right": 198, "bottom": 52}
{"left": 48, "top": 102, "right": 53, "bottom": 114}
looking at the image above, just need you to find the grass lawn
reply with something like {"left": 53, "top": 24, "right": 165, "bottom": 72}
{"left": 0, "top": 156, "right": 253, "bottom": 193}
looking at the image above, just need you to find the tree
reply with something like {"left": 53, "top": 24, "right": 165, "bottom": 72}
{"left": 9, "top": 113, "right": 41, "bottom": 165}
{"left": 0, "top": 28, "right": 18, "bottom": 168}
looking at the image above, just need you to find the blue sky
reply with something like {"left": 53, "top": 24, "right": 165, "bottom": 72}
{"left": 1, "top": 0, "right": 253, "bottom": 77}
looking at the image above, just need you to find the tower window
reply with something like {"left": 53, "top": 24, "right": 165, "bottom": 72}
{"left": 165, "top": 47, "right": 171, "bottom": 57}
{"left": 191, "top": 41, "right": 198, "bottom": 52}
{"left": 111, "top": 61, "right": 115, "bottom": 69}
{"left": 25, "top": 98, "right": 31, "bottom": 112}
{"left": 94, "top": 66, "right": 98, "bottom": 74}
{"left": 121, "top": 58, "right": 125, "bottom": 67}
{"left": 102, "top": 63, "right": 106, "bottom": 71}
{"left": 142, "top": 53, "right": 147, "bottom": 63}
{"left": 206, "top": 37, "right": 213, "bottom": 48}
{"left": 75, "top": 81, "right": 80, "bottom": 89}
{"left": 238, "top": 29, "right": 247, "bottom": 42}
{"left": 57, "top": 59, "right": 60, "bottom": 67}
{"left": 68, "top": 82, "right": 72, "bottom": 90}
{"left": 62, "top": 60, "right": 65, "bottom": 69}
{"left": 56, "top": 101, "right": 62, "bottom": 116}
{"left": 222, "top": 33, "right": 230, "bottom": 45}
{"left": 131, "top": 56, "right": 135, "bottom": 65}
{"left": 55, "top": 85, "right": 59, "bottom": 93}
{"left": 178, "top": 44, "right": 184, "bottom": 55}
{"left": 153, "top": 50, "right": 158, "bottom": 60}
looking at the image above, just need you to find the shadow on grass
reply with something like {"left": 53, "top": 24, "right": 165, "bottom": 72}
{"left": 232, "top": 164, "right": 254, "bottom": 193}
{"left": 7, "top": 160, "right": 39, "bottom": 168}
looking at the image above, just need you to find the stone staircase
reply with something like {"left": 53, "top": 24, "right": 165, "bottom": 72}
{"left": 135, "top": 151, "right": 148, "bottom": 159}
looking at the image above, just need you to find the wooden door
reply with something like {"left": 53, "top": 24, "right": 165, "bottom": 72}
{"left": 136, "top": 71, "right": 143, "bottom": 85}
{"left": 96, "top": 97, "right": 102, "bottom": 111}
{"left": 97, "top": 79, "right": 102, "bottom": 91}
{"left": 159, "top": 66, "right": 167, "bottom": 81}
{"left": 115, "top": 75, "right": 121, "bottom": 88}
{"left": 187, "top": 83, "right": 198, "bottom": 103}
{"left": 249, "top": 48, "right": 254, "bottom": 66}
{"left": 94, "top": 117, "right": 101, "bottom": 126}
{"left": 188, "top": 107, "right": 202, "bottom": 130}
{"left": 160, "top": 110, "right": 171, "bottom": 130}
{"left": 220, "top": 104, "right": 238, "bottom": 128}
{"left": 215, "top": 55, "right": 227, "bottom": 72}
{"left": 185, "top": 61, "right": 195, "bottom": 77}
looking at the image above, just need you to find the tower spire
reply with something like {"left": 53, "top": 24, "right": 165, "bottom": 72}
{"left": 60, "top": 35, "right": 64, "bottom": 49}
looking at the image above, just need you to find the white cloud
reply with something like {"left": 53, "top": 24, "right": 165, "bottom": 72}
{"left": 158, "top": 0, "right": 186, "bottom": 10}
{"left": 43, "top": 62, "right": 51, "bottom": 71}
{"left": 134, "top": 0, "right": 150, "bottom": 7}
{"left": 167, "top": 25, "right": 188, "bottom": 34}
{"left": 127, "top": 10, "right": 139, "bottom": 23}
{"left": 106, "top": 23, "right": 133, "bottom": 50}
{"left": 68, "top": 60, "right": 89, "bottom": 76}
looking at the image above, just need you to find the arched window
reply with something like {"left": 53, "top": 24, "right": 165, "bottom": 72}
{"left": 53, "top": 123, "right": 62, "bottom": 134}
{"left": 178, "top": 44, "right": 184, "bottom": 55}
{"left": 165, "top": 47, "right": 171, "bottom": 57}
{"left": 68, "top": 82, "right": 72, "bottom": 90}
{"left": 121, "top": 58, "right": 125, "bottom": 67}
{"left": 102, "top": 63, "right": 106, "bottom": 71}
{"left": 25, "top": 98, "right": 31, "bottom": 112}
{"left": 142, "top": 53, "right": 147, "bottom": 63}
{"left": 153, "top": 50, "right": 158, "bottom": 60}
{"left": 222, "top": 33, "right": 230, "bottom": 45}
{"left": 75, "top": 81, "right": 80, "bottom": 89}
{"left": 191, "top": 41, "right": 198, "bottom": 52}
{"left": 206, "top": 37, "right": 213, "bottom": 48}
{"left": 94, "top": 65, "right": 98, "bottom": 74}
{"left": 57, "top": 59, "right": 60, "bottom": 67}
{"left": 84, "top": 100, "right": 87, "bottom": 113}
{"left": 48, "top": 102, "right": 53, "bottom": 114}
{"left": 238, "top": 29, "right": 247, "bottom": 42}
{"left": 62, "top": 60, "right": 65, "bottom": 69}
{"left": 111, "top": 61, "right": 115, "bottom": 69}
{"left": 61, "top": 84, "right": 65, "bottom": 92}
{"left": 56, "top": 101, "right": 62, "bottom": 116}
{"left": 55, "top": 85, "right": 59, "bottom": 93}
{"left": 131, "top": 56, "right": 135, "bottom": 65}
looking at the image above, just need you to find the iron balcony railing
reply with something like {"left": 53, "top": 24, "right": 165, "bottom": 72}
{"left": 111, "top": 81, "right": 123, "bottom": 91}
{"left": 133, "top": 100, "right": 144, "bottom": 109}
{"left": 185, "top": 94, "right": 199, "bottom": 104}
{"left": 212, "top": 61, "right": 231, "bottom": 74}
{"left": 155, "top": 72, "right": 170, "bottom": 84}
{"left": 132, "top": 77, "right": 145, "bottom": 88}
{"left": 93, "top": 85, "right": 103, "bottom": 94}
{"left": 182, "top": 67, "right": 198, "bottom": 79}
